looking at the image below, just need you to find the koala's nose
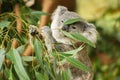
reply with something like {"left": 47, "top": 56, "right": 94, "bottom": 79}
{"left": 62, "top": 25, "right": 69, "bottom": 32}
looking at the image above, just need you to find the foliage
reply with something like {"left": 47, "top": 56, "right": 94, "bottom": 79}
{"left": 89, "top": 2, "right": 120, "bottom": 80}
{"left": 0, "top": 1, "right": 95, "bottom": 80}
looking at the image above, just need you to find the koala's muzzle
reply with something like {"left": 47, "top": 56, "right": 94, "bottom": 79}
{"left": 62, "top": 25, "right": 69, "bottom": 32}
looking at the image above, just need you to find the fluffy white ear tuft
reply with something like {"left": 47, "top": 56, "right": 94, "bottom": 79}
{"left": 82, "top": 23, "right": 97, "bottom": 44}
{"left": 51, "top": 6, "right": 68, "bottom": 20}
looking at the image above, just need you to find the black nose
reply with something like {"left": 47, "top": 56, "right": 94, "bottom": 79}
{"left": 62, "top": 25, "right": 69, "bottom": 32}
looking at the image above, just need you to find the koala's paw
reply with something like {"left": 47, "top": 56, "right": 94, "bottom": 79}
{"left": 29, "top": 25, "right": 39, "bottom": 36}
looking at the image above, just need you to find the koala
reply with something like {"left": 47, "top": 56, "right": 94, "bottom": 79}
{"left": 30, "top": 6, "right": 97, "bottom": 80}
{"left": 50, "top": 6, "right": 97, "bottom": 80}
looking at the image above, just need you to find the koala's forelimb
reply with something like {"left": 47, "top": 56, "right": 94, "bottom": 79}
{"left": 51, "top": 6, "right": 72, "bottom": 45}
{"left": 41, "top": 26, "right": 56, "bottom": 52}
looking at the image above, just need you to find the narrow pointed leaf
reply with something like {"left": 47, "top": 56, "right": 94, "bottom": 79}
{"left": 35, "top": 71, "right": 44, "bottom": 80}
{"left": 62, "top": 69, "right": 70, "bottom": 80}
{"left": 0, "top": 48, "right": 5, "bottom": 70}
{"left": 62, "top": 31, "right": 95, "bottom": 48}
{"left": 64, "top": 18, "right": 84, "bottom": 25}
{"left": 70, "top": 32, "right": 96, "bottom": 48}
{"left": 65, "top": 57, "right": 90, "bottom": 72}
{"left": 22, "top": 56, "right": 36, "bottom": 62}
{"left": 11, "top": 49, "right": 30, "bottom": 80}
{"left": 0, "top": 21, "right": 11, "bottom": 28}
{"left": 16, "top": 45, "right": 25, "bottom": 54}
{"left": 8, "top": 66, "right": 13, "bottom": 80}
{"left": 34, "top": 38, "right": 43, "bottom": 66}
{"left": 60, "top": 46, "right": 84, "bottom": 55}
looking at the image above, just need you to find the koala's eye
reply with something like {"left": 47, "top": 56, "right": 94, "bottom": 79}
{"left": 61, "top": 20, "right": 64, "bottom": 23}
{"left": 72, "top": 26, "right": 76, "bottom": 29}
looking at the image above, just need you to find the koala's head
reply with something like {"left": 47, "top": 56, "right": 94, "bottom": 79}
{"left": 51, "top": 6, "right": 97, "bottom": 44}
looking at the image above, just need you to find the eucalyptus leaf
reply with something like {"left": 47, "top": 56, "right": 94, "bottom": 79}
{"left": 44, "top": 72, "right": 49, "bottom": 80}
{"left": 31, "top": 11, "right": 49, "bottom": 19}
{"left": 64, "top": 18, "right": 84, "bottom": 25}
{"left": 11, "top": 49, "right": 30, "bottom": 80}
{"left": 62, "top": 31, "right": 95, "bottom": 48}
{"left": 62, "top": 69, "right": 70, "bottom": 80}
{"left": 61, "top": 31, "right": 75, "bottom": 40}
{"left": 70, "top": 32, "right": 96, "bottom": 48}
{"left": 14, "top": 65, "right": 26, "bottom": 80}
{"left": 6, "top": 50, "right": 14, "bottom": 63}
{"left": 4, "top": 67, "right": 10, "bottom": 79}
{"left": 31, "top": 11, "right": 48, "bottom": 15}
{"left": 60, "top": 53, "right": 90, "bottom": 72}
{"left": 0, "top": 48, "right": 5, "bottom": 70}
{"left": 60, "top": 46, "right": 84, "bottom": 56}
{"left": 33, "top": 38, "right": 43, "bottom": 66}
{"left": 35, "top": 71, "right": 45, "bottom": 80}
{"left": 0, "top": 21, "right": 11, "bottom": 28}
{"left": 22, "top": 56, "right": 36, "bottom": 62}
{"left": 44, "top": 62, "right": 55, "bottom": 79}
{"left": 16, "top": 45, "right": 25, "bottom": 54}
{"left": 9, "top": 66, "right": 13, "bottom": 80}
{"left": 65, "top": 57, "right": 90, "bottom": 72}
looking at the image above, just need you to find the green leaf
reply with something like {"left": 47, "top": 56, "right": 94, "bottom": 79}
{"left": 44, "top": 72, "right": 49, "bottom": 80}
{"left": 4, "top": 67, "right": 10, "bottom": 79}
{"left": 16, "top": 45, "right": 25, "bottom": 54}
{"left": 70, "top": 32, "right": 96, "bottom": 47}
{"left": 10, "top": 49, "right": 30, "bottom": 80}
{"left": 60, "top": 46, "right": 84, "bottom": 56}
{"left": 64, "top": 18, "right": 84, "bottom": 25}
{"left": 65, "top": 57, "right": 90, "bottom": 72}
{"left": 9, "top": 66, "right": 13, "bottom": 80}
{"left": 6, "top": 51, "right": 13, "bottom": 63}
{"left": 31, "top": 11, "right": 49, "bottom": 19}
{"left": 31, "top": 11, "right": 48, "bottom": 16}
{"left": 35, "top": 71, "right": 45, "bottom": 80}
{"left": 0, "top": 48, "right": 5, "bottom": 70}
{"left": 35, "top": 71, "right": 49, "bottom": 80}
{"left": 5, "top": 41, "right": 12, "bottom": 53}
{"left": 0, "top": 21, "right": 11, "bottom": 28}
{"left": 44, "top": 62, "right": 55, "bottom": 79}
{"left": 33, "top": 38, "right": 43, "bottom": 66}
{"left": 62, "top": 31, "right": 95, "bottom": 48}
{"left": 62, "top": 69, "right": 71, "bottom": 80}
{"left": 22, "top": 56, "right": 36, "bottom": 62}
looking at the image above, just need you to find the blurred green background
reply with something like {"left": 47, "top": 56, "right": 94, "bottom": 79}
{"left": 77, "top": 0, "right": 120, "bottom": 80}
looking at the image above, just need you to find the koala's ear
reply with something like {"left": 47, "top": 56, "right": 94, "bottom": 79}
{"left": 51, "top": 6, "right": 68, "bottom": 20}
{"left": 80, "top": 22, "right": 97, "bottom": 44}
{"left": 57, "top": 6, "right": 68, "bottom": 15}
{"left": 87, "top": 23, "right": 96, "bottom": 28}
